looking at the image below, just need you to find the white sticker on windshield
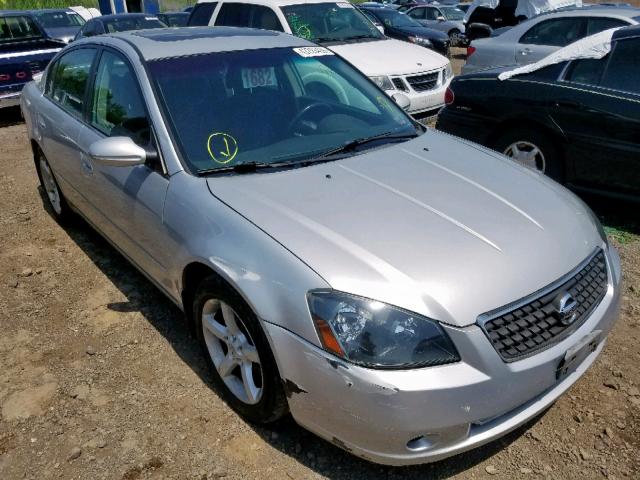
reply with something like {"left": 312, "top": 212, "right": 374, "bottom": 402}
{"left": 336, "top": 2, "right": 354, "bottom": 7}
{"left": 293, "top": 47, "right": 334, "bottom": 58}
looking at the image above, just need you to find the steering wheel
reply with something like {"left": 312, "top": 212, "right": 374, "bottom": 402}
{"left": 287, "top": 102, "right": 333, "bottom": 135}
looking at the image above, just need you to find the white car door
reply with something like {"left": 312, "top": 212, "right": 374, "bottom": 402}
{"left": 515, "top": 16, "right": 586, "bottom": 65}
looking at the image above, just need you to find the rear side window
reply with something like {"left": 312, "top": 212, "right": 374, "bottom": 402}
{"left": 600, "top": 39, "right": 640, "bottom": 95}
{"left": 520, "top": 17, "right": 585, "bottom": 47}
{"left": 188, "top": 2, "right": 218, "bottom": 26}
{"left": 407, "top": 8, "right": 426, "bottom": 20}
{"left": 0, "top": 16, "right": 41, "bottom": 41}
{"left": 90, "top": 50, "right": 150, "bottom": 146}
{"left": 47, "top": 48, "right": 96, "bottom": 118}
{"left": 564, "top": 58, "right": 607, "bottom": 86}
{"left": 425, "top": 7, "right": 439, "bottom": 20}
{"left": 215, "top": 3, "right": 283, "bottom": 31}
{"left": 586, "top": 17, "right": 628, "bottom": 36}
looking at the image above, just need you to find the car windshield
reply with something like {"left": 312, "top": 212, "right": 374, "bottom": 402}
{"left": 440, "top": 7, "right": 465, "bottom": 20}
{"left": 161, "top": 14, "right": 188, "bottom": 27}
{"left": 103, "top": 16, "right": 166, "bottom": 33}
{"left": 281, "top": 2, "right": 384, "bottom": 43}
{"left": 372, "top": 9, "right": 421, "bottom": 28}
{"left": 34, "top": 11, "right": 85, "bottom": 28}
{"left": 149, "top": 47, "right": 417, "bottom": 174}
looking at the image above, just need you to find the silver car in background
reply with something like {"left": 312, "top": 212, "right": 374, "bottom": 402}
{"left": 463, "top": 7, "right": 639, "bottom": 73}
{"left": 405, "top": 4, "right": 468, "bottom": 44}
{"left": 21, "top": 27, "right": 621, "bottom": 466}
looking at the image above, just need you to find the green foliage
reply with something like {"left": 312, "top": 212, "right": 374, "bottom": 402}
{"left": 0, "top": 0, "right": 98, "bottom": 9}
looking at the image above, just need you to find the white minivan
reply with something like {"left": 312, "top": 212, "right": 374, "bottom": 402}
{"left": 189, "top": 0, "right": 453, "bottom": 117}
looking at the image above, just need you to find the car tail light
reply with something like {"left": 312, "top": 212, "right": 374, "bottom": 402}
{"left": 0, "top": 74, "right": 10, "bottom": 82}
{"left": 467, "top": 46, "right": 476, "bottom": 57}
{"left": 15, "top": 71, "right": 27, "bottom": 79}
{"left": 445, "top": 87, "right": 455, "bottom": 105}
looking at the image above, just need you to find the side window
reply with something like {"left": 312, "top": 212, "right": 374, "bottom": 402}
{"left": 215, "top": 3, "right": 251, "bottom": 27}
{"left": 187, "top": 2, "right": 218, "bottom": 26}
{"left": 48, "top": 48, "right": 96, "bottom": 118}
{"left": 90, "top": 50, "right": 151, "bottom": 146}
{"left": 250, "top": 5, "right": 284, "bottom": 31}
{"left": 564, "top": 58, "right": 607, "bottom": 86}
{"left": 600, "top": 39, "right": 640, "bottom": 95}
{"left": 520, "top": 18, "right": 585, "bottom": 47}
{"left": 425, "top": 8, "right": 439, "bottom": 21}
{"left": 2, "top": 16, "right": 41, "bottom": 40}
{"left": 586, "top": 17, "right": 628, "bottom": 36}
{"left": 408, "top": 8, "right": 425, "bottom": 20}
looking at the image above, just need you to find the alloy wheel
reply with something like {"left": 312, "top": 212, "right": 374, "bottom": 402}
{"left": 503, "top": 141, "right": 546, "bottom": 173}
{"left": 39, "top": 157, "right": 62, "bottom": 215}
{"left": 201, "top": 299, "right": 263, "bottom": 405}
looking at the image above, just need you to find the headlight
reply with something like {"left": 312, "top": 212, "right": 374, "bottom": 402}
{"left": 408, "top": 36, "right": 432, "bottom": 47}
{"left": 369, "top": 75, "right": 395, "bottom": 91}
{"left": 443, "top": 63, "right": 453, "bottom": 82}
{"left": 307, "top": 291, "right": 460, "bottom": 369}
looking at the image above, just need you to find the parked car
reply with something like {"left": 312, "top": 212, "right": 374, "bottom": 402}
{"left": 463, "top": 6, "right": 640, "bottom": 73}
{"left": 157, "top": 11, "right": 190, "bottom": 27}
{"left": 188, "top": 0, "right": 453, "bottom": 118}
{"left": 405, "top": 4, "right": 468, "bottom": 44}
{"left": 0, "top": 11, "right": 63, "bottom": 109}
{"left": 360, "top": 6, "right": 451, "bottom": 55}
{"left": 21, "top": 25, "right": 620, "bottom": 466}
{"left": 31, "top": 8, "right": 86, "bottom": 44}
{"left": 438, "top": 25, "right": 640, "bottom": 200}
{"left": 74, "top": 13, "right": 167, "bottom": 40}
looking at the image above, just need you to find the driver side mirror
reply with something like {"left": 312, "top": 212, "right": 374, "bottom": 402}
{"left": 88, "top": 136, "right": 147, "bottom": 167}
{"left": 392, "top": 93, "right": 411, "bottom": 111}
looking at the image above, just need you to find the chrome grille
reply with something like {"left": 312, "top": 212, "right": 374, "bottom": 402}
{"left": 391, "top": 77, "right": 408, "bottom": 92}
{"left": 479, "top": 250, "right": 608, "bottom": 361}
{"left": 405, "top": 71, "right": 439, "bottom": 92}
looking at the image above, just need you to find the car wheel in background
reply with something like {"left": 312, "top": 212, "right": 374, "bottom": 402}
{"left": 35, "top": 149, "right": 73, "bottom": 222}
{"left": 494, "top": 128, "right": 563, "bottom": 182}
{"left": 193, "top": 275, "right": 288, "bottom": 424}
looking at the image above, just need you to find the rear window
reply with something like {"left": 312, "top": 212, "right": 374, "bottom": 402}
{"left": 103, "top": 16, "right": 166, "bottom": 33}
{"left": 34, "top": 11, "right": 86, "bottom": 28}
{"left": 0, "top": 15, "right": 42, "bottom": 42}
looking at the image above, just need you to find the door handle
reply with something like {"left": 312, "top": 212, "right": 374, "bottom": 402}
{"left": 519, "top": 48, "right": 532, "bottom": 56}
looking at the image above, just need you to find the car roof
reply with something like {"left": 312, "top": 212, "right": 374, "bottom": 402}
{"left": 97, "top": 13, "right": 161, "bottom": 21}
{"left": 83, "top": 26, "right": 315, "bottom": 61}
{"left": 197, "top": 0, "right": 349, "bottom": 6}
{"left": 613, "top": 22, "right": 640, "bottom": 39}
{"left": 531, "top": 5, "right": 640, "bottom": 19}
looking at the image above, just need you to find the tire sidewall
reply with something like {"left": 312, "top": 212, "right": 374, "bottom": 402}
{"left": 193, "top": 276, "right": 288, "bottom": 424}
{"left": 35, "top": 149, "right": 71, "bottom": 221}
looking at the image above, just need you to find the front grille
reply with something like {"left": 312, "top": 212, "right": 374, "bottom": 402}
{"left": 406, "top": 71, "right": 439, "bottom": 92}
{"left": 479, "top": 250, "right": 608, "bottom": 361}
{"left": 391, "top": 77, "right": 408, "bottom": 92}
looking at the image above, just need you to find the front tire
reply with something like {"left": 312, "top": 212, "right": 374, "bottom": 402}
{"left": 35, "top": 149, "right": 73, "bottom": 222}
{"left": 493, "top": 127, "right": 564, "bottom": 182}
{"left": 193, "top": 275, "right": 288, "bottom": 424}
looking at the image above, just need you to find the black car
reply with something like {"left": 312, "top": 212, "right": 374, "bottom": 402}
{"left": 361, "top": 6, "right": 450, "bottom": 55}
{"left": 74, "top": 13, "right": 167, "bottom": 40}
{"left": 30, "top": 8, "right": 86, "bottom": 44}
{"left": 0, "top": 11, "right": 63, "bottom": 109}
{"left": 436, "top": 25, "right": 640, "bottom": 200}
{"left": 157, "top": 12, "right": 190, "bottom": 27}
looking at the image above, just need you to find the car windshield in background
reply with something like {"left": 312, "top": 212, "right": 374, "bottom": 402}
{"left": 0, "top": 15, "right": 41, "bottom": 41}
{"left": 103, "top": 17, "right": 166, "bottom": 33}
{"left": 372, "top": 10, "right": 421, "bottom": 28}
{"left": 281, "top": 2, "right": 384, "bottom": 43}
{"left": 161, "top": 14, "right": 188, "bottom": 27}
{"left": 149, "top": 47, "right": 416, "bottom": 174}
{"left": 440, "top": 7, "right": 465, "bottom": 20}
{"left": 34, "top": 11, "right": 85, "bottom": 28}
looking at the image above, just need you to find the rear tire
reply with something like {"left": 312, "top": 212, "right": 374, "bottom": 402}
{"left": 493, "top": 127, "right": 564, "bottom": 182}
{"left": 193, "top": 275, "right": 288, "bottom": 424}
{"left": 35, "top": 149, "right": 73, "bottom": 222}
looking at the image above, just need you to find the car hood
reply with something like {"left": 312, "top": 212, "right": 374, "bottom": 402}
{"left": 329, "top": 38, "right": 448, "bottom": 76}
{"left": 206, "top": 130, "right": 602, "bottom": 327}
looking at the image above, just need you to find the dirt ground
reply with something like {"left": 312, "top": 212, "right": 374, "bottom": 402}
{"left": 1, "top": 79, "right": 639, "bottom": 480}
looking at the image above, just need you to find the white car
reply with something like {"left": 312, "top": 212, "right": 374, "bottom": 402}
{"left": 190, "top": 0, "right": 453, "bottom": 117}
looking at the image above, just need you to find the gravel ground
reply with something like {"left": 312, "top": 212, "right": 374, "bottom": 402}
{"left": 0, "top": 71, "right": 639, "bottom": 480}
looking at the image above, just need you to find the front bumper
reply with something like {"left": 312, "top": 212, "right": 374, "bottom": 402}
{"left": 384, "top": 70, "right": 452, "bottom": 116}
{"left": 265, "top": 246, "right": 621, "bottom": 465}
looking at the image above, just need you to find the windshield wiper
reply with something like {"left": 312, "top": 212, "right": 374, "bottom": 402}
{"left": 313, "top": 131, "right": 420, "bottom": 160}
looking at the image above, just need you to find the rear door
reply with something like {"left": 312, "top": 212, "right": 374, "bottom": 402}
{"left": 551, "top": 38, "right": 640, "bottom": 197}
{"left": 516, "top": 17, "right": 586, "bottom": 65}
{"left": 39, "top": 47, "right": 97, "bottom": 209}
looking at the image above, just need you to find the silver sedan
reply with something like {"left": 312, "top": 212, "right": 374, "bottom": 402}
{"left": 21, "top": 27, "right": 621, "bottom": 466}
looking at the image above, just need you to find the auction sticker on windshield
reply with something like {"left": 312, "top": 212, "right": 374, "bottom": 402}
{"left": 293, "top": 47, "right": 334, "bottom": 58}
{"left": 241, "top": 67, "right": 277, "bottom": 89}
{"left": 336, "top": 2, "right": 355, "bottom": 7}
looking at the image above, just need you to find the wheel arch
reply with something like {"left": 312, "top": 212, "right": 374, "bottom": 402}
{"left": 485, "top": 117, "right": 567, "bottom": 152}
